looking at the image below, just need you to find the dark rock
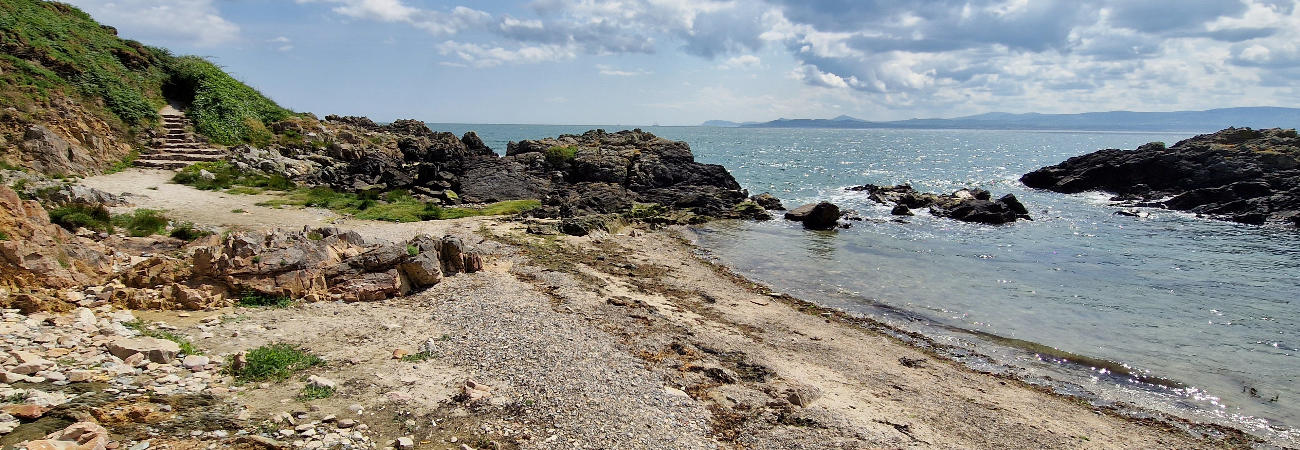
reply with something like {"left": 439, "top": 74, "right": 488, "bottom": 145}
{"left": 733, "top": 201, "right": 773, "bottom": 221}
{"left": 785, "top": 202, "right": 841, "bottom": 230}
{"left": 1021, "top": 127, "right": 1300, "bottom": 227}
{"left": 461, "top": 131, "right": 491, "bottom": 154}
{"left": 849, "top": 184, "right": 1031, "bottom": 224}
{"left": 558, "top": 215, "right": 618, "bottom": 236}
{"left": 751, "top": 193, "right": 785, "bottom": 210}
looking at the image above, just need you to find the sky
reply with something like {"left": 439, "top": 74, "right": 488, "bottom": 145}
{"left": 62, "top": 0, "right": 1300, "bottom": 125}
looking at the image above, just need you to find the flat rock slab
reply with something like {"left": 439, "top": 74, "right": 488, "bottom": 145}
{"left": 106, "top": 337, "right": 180, "bottom": 364}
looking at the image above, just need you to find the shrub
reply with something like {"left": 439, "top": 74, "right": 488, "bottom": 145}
{"left": 49, "top": 203, "right": 112, "bottom": 232}
{"left": 544, "top": 145, "right": 578, "bottom": 165}
{"left": 406, "top": 244, "right": 419, "bottom": 256}
{"left": 163, "top": 56, "right": 291, "bottom": 145}
{"left": 238, "top": 292, "right": 294, "bottom": 308}
{"left": 112, "top": 208, "right": 168, "bottom": 237}
{"left": 298, "top": 384, "right": 335, "bottom": 400}
{"left": 228, "top": 343, "right": 323, "bottom": 382}
{"left": 168, "top": 222, "right": 210, "bottom": 241}
{"left": 173, "top": 160, "right": 294, "bottom": 192}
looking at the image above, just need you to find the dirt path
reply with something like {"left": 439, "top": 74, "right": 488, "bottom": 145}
{"left": 65, "top": 169, "right": 1245, "bottom": 448}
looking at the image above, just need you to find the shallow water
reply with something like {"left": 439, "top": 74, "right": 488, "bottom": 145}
{"left": 436, "top": 123, "right": 1300, "bottom": 442}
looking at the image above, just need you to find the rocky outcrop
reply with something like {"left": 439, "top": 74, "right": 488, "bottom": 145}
{"left": 230, "top": 122, "right": 751, "bottom": 220}
{"left": 1021, "top": 127, "right": 1300, "bottom": 226}
{"left": 849, "top": 184, "right": 1031, "bottom": 224}
{"left": 0, "top": 92, "right": 137, "bottom": 176}
{"left": 751, "top": 193, "right": 785, "bottom": 210}
{"left": 0, "top": 185, "right": 117, "bottom": 298}
{"left": 784, "top": 202, "right": 842, "bottom": 230}
{"left": 185, "top": 228, "right": 481, "bottom": 303}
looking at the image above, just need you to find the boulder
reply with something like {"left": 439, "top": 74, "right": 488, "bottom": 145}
{"left": 849, "top": 184, "right": 1031, "bottom": 224}
{"left": 891, "top": 204, "right": 913, "bottom": 216}
{"left": 23, "top": 421, "right": 110, "bottom": 450}
{"left": 784, "top": 202, "right": 841, "bottom": 230}
{"left": 751, "top": 193, "right": 785, "bottom": 210}
{"left": 106, "top": 336, "right": 181, "bottom": 363}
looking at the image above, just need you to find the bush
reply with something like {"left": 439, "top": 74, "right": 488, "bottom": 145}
{"left": 163, "top": 56, "right": 291, "bottom": 145}
{"left": 228, "top": 343, "right": 323, "bottom": 382}
{"left": 168, "top": 222, "right": 210, "bottom": 241}
{"left": 544, "top": 145, "right": 578, "bottom": 165}
{"left": 49, "top": 203, "right": 112, "bottom": 232}
{"left": 239, "top": 292, "right": 294, "bottom": 308}
{"left": 112, "top": 208, "right": 168, "bottom": 237}
{"left": 298, "top": 384, "right": 335, "bottom": 400}
{"left": 173, "top": 160, "right": 294, "bottom": 191}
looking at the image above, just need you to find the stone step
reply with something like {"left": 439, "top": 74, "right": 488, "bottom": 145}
{"left": 144, "top": 153, "right": 224, "bottom": 162}
{"left": 160, "top": 143, "right": 206, "bottom": 150}
{"left": 134, "top": 159, "right": 193, "bottom": 170}
{"left": 149, "top": 149, "right": 225, "bottom": 156}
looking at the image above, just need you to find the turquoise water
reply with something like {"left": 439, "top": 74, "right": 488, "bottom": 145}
{"left": 434, "top": 123, "right": 1300, "bottom": 442}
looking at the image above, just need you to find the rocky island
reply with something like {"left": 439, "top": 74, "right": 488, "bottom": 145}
{"left": 1022, "top": 127, "right": 1300, "bottom": 227}
{"left": 0, "top": 1, "right": 1274, "bottom": 448}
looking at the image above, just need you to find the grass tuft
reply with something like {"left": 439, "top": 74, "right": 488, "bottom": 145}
{"left": 112, "top": 208, "right": 169, "bottom": 237}
{"left": 228, "top": 343, "right": 323, "bottom": 383}
{"left": 123, "top": 320, "right": 200, "bottom": 356}
{"left": 48, "top": 203, "right": 113, "bottom": 232}
{"left": 298, "top": 384, "right": 335, "bottom": 400}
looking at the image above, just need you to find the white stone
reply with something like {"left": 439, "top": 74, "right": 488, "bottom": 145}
{"left": 182, "top": 355, "right": 210, "bottom": 370}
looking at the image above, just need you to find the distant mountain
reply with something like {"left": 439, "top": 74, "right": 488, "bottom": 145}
{"left": 700, "top": 120, "right": 760, "bottom": 127}
{"left": 727, "top": 107, "right": 1300, "bottom": 132}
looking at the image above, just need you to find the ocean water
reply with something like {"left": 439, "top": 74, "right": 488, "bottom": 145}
{"left": 433, "top": 123, "right": 1300, "bottom": 443}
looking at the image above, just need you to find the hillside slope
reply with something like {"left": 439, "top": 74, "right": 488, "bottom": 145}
{"left": 0, "top": 0, "right": 290, "bottom": 175}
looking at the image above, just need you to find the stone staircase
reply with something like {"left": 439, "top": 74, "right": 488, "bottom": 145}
{"left": 134, "top": 105, "right": 226, "bottom": 170}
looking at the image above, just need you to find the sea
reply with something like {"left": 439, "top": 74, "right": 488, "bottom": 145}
{"left": 430, "top": 123, "right": 1300, "bottom": 444}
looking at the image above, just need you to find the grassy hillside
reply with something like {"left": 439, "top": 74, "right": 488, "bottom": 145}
{"left": 0, "top": 0, "right": 293, "bottom": 168}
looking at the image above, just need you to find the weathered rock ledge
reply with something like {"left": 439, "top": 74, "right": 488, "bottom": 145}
{"left": 1021, "top": 127, "right": 1300, "bottom": 226}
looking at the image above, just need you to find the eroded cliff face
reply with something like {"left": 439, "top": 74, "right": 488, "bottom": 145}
{"left": 0, "top": 184, "right": 117, "bottom": 311}
{"left": 0, "top": 94, "right": 139, "bottom": 176}
{"left": 1022, "top": 127, "right": 1300, "bottom": 226}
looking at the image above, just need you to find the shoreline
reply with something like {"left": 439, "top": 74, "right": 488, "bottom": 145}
{"left": 0, "top": 168, "right": 1276, "bottom": 448}
{"left": 675, "top": 227, "right": 1291, "bottom": 446}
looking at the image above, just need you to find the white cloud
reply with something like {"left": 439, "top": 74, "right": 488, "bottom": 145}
{"left": 596, "top": 64, "right": 652, "bottom": 76}
{"left": 437, "top": 41, "right": 577, "bottom": 68}
{"left": 296, "top": 0, "right": 490, "bottom": 35}
{"left": 63, "top": 0, "right": 239, "bottom": 47}
{"left": 268, "top": 36, "right": 294, "bottom": 52}
{"left": 718, "top": 54, "right": 762, "bottom": 69}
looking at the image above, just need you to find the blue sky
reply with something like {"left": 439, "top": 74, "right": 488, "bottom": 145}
{"left": 64, "top": 0, "right": 1300, "bottom": 125}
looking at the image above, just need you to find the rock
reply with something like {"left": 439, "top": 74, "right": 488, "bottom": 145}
{"left": 106, "top": 336, "right": 181, "bottom": 364}
{"left": 3, "top": 403, "right": 49, "bottom": 420}
{"left": 396, "top": 436, "right": 414, "bottom": 450}
{"left": 336, "top": 419, "right": 357, "bottom": 429}
{"left": 399, "top": 251, "right": 442, "bottom": 288}
{"left": 849, "top": 184, "right": 1031, "bottom": 224}
{"left": 786, "top": 385, "right": 822, "bottom": 407}
{"left": 751, "top": 192, "right": 785, "bottom": 210}
{"left": 67, "top": 370, "right": 94, "bottom": 382}
{"left": 307, "top": 375, "right": 337, "bottom": 390}
{"left": 1, "top": 371, "right": 28, "bottom": 383}
{"left": 732, "top": 201, "right": 773, "bottom": 221}
{"left": 891, "top": 204, "right": 913, "bottom": 216}
{"left": 459, "top": 379, "right": 492, "bottom": 403}
{"left": 1022, "top": 127, "right": 1300, "bottom": 227}
{"left": 182, "top": 355, "right": 210, "bottom": 369}
{"left": 24, "top": 421, "right": 110, "bottom": 450}
{"left": 784, "top": 202, "right": 841, "bottom": 230}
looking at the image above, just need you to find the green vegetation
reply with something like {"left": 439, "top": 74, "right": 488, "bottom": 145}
{"left": 298, "top": 384, "right": 335, "bottom": 400}
{"left": 227, "top": 343, "right": 323, "bottom": 382}
{"left": 0, "top": 230, "right": 8, "bottom": 241}
{"left": 231, "top": 208, "right": 246, "bottom": 213}
{"left": 257, "top": 186, "right": 540, "bottom": 222}
{"left": 238, "top": 292, "right": 294, "bottom": 308}
{"left": 111, "top": 208, "right": 168, "bottom": 237}
{"left": 406, "top": 244, "right": 419, "bottom": 256}
{"left": 104, "top": 150, "right": 139, "bottom": 174}
{"left": 544, "top": 145, "right": 578, "bottom": 165}
{"left": 124, "top": 320, "right": 200, "bottom": 356}
{"left": 173, "top": 160, "right": 294, "bottom": 191}
{"left": 168, "top": 222, "right": 210, "bottom": 241}
{"left": 48, "top": 203, "right": 112, "bottom": 232}
{"left": 0, "top": 1, "right": 167, "bottom": 127}
{"left": 399, "top": 351, "right": 434, "bottom": 363}
{"left": 163, "top": 56, "right": 291, "bottom": 145}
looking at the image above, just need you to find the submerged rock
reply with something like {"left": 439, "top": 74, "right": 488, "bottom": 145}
{"left": 1021, "top": 127, "right": 1300, "bottom": 227}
